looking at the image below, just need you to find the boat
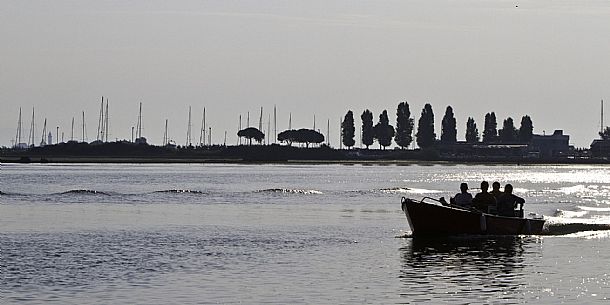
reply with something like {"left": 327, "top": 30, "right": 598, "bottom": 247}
{"left": 401, "top": 197, "right": 545, "bottom": 236}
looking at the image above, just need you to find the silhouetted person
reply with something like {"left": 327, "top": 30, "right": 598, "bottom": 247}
{"left": 497, "top": 184, "right": 525, "bottom": 217}
{"left": 472, "top": 181, "right": 497, "bottom": 213}
{"left": 490, "top": 181, "right": 503, "bottom": 199}
{"left": 450, "top": 182, "right": 473, "bottom": 207}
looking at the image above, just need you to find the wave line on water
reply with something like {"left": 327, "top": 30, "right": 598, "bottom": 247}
{"left": 59, "top": 190, "right": 110, "bottom": 196}
{"left": 552, "top": 209, "right": 589, "bottom": 218}
{"left": 153, "top": 189, "right": 206, "bottom": 194}
{"left": 379, "top": 187, "right": 441, "bottom": 194}
{"left": 544, "top": 222, "right": 610, "bottom": 236}
{"left": 255, "top": 188, "right": 323, "bottom": 195}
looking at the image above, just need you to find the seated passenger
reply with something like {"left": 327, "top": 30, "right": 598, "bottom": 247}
{"left": 450, "top": 182, "right": 473, "bottom": 208}
{"left": 497, "top": 184, "right": 525, "bottom": 217}
{"left": 472, "top": 181, "right": 497, "bottom": 213}
{"left": 490, "top": 181, "right": 503, "bottom": 199}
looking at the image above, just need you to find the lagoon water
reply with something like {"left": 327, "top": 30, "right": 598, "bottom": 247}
{"left": 2, "top": 163, "right": 610, "bottom": 304}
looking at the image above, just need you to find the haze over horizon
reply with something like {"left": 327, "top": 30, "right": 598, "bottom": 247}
{"left": 2, "top": 0, "right": 609, "bottom": 148}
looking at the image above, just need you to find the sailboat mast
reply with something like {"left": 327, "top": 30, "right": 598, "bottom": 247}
{"left": 186, "top": 106, "right": 192, "bottom": 146}
{"left": 105, "top": 99, "right": 109, "bottom": 142}
{"left": 273, "top": 105, "right": 277, "bottom": 144}
{"left": 339, "top": 117, "right": 343, "bottom": 150}
{"left": 258, "top": 107, "right": 263, "bottom": 132}
{"left": 41, "top": 118, "right": 47, "bottom": 146}
{"left": 137, "top": 102, "right": 142, "bottom": 139}
{"left": 289, "top": 112, "right": 292, "bottom": 130}
{"left": 15, "top": 107, "right": 22, "bottom": 147}
{"left": 602, "top": 99, "right": 605, "bottom": 134}
{"left": 164, "top": 119, "right": 168, "bottom": 145}
{"left": 203, "top": 108, "right": 206, "bottom": 146}
{"left": 327, "top": 119, "right": 330, "bottom": 146}
{"left": 82, "top": 111, "right": 86, "bottom": 142}
{"left": 199, "top": 107, "right": 205, "bottom": 146}
{"left": 97, "top": 96, "right": 104, "bottom": 141}
{"left": 71, "top": 117, "right": 75, "bottom": 141}
{"left": 238, "top": 115, "right": 242, "bottom": 145}
{"left": 28, "top": 107, "right": 35, "bottom": 147}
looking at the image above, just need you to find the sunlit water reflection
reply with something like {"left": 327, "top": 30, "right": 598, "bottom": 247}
{"left": 1, "top": 163, "right": 610, "bottom": 304}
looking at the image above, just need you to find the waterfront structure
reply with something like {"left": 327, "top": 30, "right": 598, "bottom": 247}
{"left": 528, "top": 130, "right": 570, "bottom": 158}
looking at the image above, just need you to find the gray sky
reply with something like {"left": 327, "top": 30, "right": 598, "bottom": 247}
{"left": 2, "top": 0, "right": 609, "bottom": 148}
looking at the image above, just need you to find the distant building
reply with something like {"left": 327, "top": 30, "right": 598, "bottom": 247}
{"left": 437, "top": 141, "right": 528, "bottom": 158}
{"left": 590, "top": 139, "right": 610, "bottom": 158}
{"left": 528, "top": 130, "right": 570, "bottom": 158}
{"left": 14, "top": 143, "right": 29, "bottom": 150}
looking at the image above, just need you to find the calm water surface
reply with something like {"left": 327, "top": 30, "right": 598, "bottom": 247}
{"left": 1, "top": 163, "right": 610, "bottom": 304}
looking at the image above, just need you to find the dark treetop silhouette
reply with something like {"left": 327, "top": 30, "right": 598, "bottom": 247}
{"left": 416, "top": 103, "right": 436, "bottom": 149}
{"left": 373, "top": 110, "right": 395, "bottom": 149}
{"left": 465, "top": 117, "right": 480, "bottom": 143}
{"left": 342, "top": 110, "right": 355, "bottom": 148}
{"left": 237, "top": 127, "right": 265, "bottom": 145}
{"left": 361, "top": 109, "right": 374, "bottom": 149}
{"left": 441, "top": 105, "right": 457, "bottom": 144}
{"left": 395, "top": 101, "right": 414, "bottom": 149}
{"left": 483, "top": 112, "right": 498, "bottom": 143}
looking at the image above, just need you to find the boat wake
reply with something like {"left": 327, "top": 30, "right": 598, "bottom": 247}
{"left": 379, "top": 187, "right": 441, "bottom": 194}
{"left": 255, "top": 188, "right": 323, "bottom": 195}
{"left": 552, "top": 209, "right": 589, "bottom": 218}
{"left": 544, "top": 223, "right": 610, "bottom": 235}
{"left": 543, "top": 206, "right": 610, "bottom": 235}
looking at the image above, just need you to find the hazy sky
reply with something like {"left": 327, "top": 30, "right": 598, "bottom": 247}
{"left": 2, "top": 0, "right": 610, "bottom": 148}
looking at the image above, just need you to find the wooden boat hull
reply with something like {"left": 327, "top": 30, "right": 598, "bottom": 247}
{"left": 401, "top": 198, "right": 545, "bottom": 236}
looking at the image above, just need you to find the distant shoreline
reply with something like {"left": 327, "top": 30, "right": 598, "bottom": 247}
{"left": 1, "top": 142, "right": 609, "bottom": 165}
{"left": 1, "top": 155, "right": 609, "bottom": 165}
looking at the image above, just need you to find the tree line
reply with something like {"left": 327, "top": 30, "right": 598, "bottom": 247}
{"left": 340, "top": 102, "right": 534, "bottom": 150}
{"left": 237, "top": 127, "right": 325, "bottom": 147}
{"left": 235, "top": 102, "right": 535, "bottom": 150}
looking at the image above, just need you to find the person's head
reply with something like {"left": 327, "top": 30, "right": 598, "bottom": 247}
{"left": 504, "top": 184, "right": 513, "bottom": 194}
{"left": 460, "top": 183, "right": 469, "bottom": 193}
{"left": 480, "top": 181, "right": 489, "bottom": 192}
{"left": 492, "top": 181, "right": 501, "bottom": 191}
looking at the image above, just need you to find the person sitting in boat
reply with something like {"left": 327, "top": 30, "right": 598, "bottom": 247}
{"left": 497, "top": 184, "right": 525, "bottom": 217}
{"left": 472, "top": 181, "right": 497, "bottom": 213}
{"left": 450, "top": 182, "right": 473, "bottom": 207}
{"left": 490, "top": 181, "right": 503, "bottom": 199}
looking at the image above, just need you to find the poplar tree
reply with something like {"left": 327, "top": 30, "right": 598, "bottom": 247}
{"left": 373, "top": 110, "right": 395, "bottom": 149}
{"left": 440, "top": 106, "right": 457, "bottom": 143}
{"left": 395, "top": 101, "right": 414, "bottom": 149}
{"left": 498, "top": 117, "right": 518, "bottom": 143}
{"left": 482, "top": 112, "right": 498, "bottom": 143}
{"left": 361, "top": 109, "right": 374, "bottom": 149}
{"left": 518, "top": 115, "right": 534, "bottom": 143}
{"left": 465, "top": 117, "right": 480, "bottom": 143}
{"left": 341, "top": 110, "right": 355, "bottom": 148}
{"left": 416, "top": 103, "right": 436, "bottom": 149}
